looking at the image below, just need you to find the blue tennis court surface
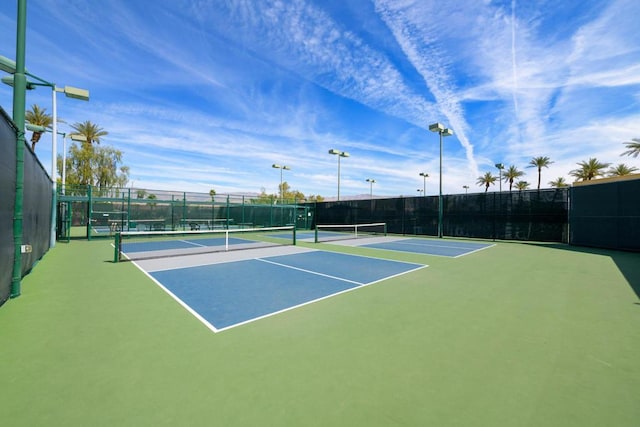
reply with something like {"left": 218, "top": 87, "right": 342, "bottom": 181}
{"left": 143, "top": 249, "right": 426, "bottom": 332}
{"left": 359, "top": 238, "right": 494, "bottom": 257}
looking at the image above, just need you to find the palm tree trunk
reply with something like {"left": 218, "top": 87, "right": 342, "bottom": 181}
{"left": 537, "top": 167, "right": 542, "bottom": 189}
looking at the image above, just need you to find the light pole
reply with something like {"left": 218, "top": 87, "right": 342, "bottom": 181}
{"left": 272, "top": 164, "right": 290, "bottom": 204}
{"left": 66, "top": 133, "right": 87, "bottom": 194}
{"left": 3, "top": 71, "right": 89, "bottom": 249}
{"left": 419, "top": 172, "right": 428, "bottom": 196}
{"left": 495, "top": 163, "right": 504, "bottom": 192}
{"left": 366, "top": 178, "right": 376, "bottom": 198}
{"left": 428, "top": 123, "right": 453, "bottom": 238}
{"left": 328, "top": 149, "right": 349, "bottom": 201}
{"left": 463, "top": 185, "right": 469, "bottom": 194}
{"left": 2, "top": 0, "right": 28, "bottom": 299}
{"left": 417, "top": 189, "right": 424, "bottom": 196}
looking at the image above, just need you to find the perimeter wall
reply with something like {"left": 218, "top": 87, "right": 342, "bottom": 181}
{"left": 570, "top": 176, "right": 640, "bottom": 251}
{"left": 0, "top": 106, "right": 53, "bottom": 307}
{"left": 313, "top": 188, "right": 570, "bottom": 243}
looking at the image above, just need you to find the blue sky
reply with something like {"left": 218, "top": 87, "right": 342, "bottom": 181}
{"left": 1, "top": 0, "right": 639, "bottom": 198}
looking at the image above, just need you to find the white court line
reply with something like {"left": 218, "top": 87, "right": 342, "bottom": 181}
{"left": 214, "top": 259, "right": 428, "bottom": 333}
{"left": 132, "top": 260, "right": 220, "bottom": 333}
{"left": 179, "top": 239, "right": 207, "bottom": 247}
{"left": 256, "top": 258, "right": 365, "bottom": 285}
{"left": 452, "top": 243, "right": 496, "bottom": 258}
{"left": 384, "top": 240, "right": 489, "bottom": 250}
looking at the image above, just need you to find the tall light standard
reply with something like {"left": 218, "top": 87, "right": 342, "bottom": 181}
{"left": 2, "top": 71, "right": 89, "bottom": 249}
{"left": 495, "top": 163, "right": 504, "bottom": 192}
{"left": 366, "top": 178, "right": 376, "bottom": 198}
{"left": 328, "top": 149, "right": 349, "bottom": 201}
{"left": 463, "top": 185, "right": 469, "bottom": 194}
{"left": 419, "top": 172, "right": 428, "bottom": 196}
{"left": 429, "top": 123, "right": 453, "bottom": 238}
{"left": 2, "top": 0, "right": 28, "bottom": 299}
{"left": 65, "top": 133, "right": 88, "bottom": 193}
{"left": 417, "top": 189, "right": 424, "bottom": 195}
{"left": 272, "top": 164, "right": 290, "bottom": 204}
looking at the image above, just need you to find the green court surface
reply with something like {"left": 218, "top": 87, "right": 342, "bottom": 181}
{"left": 1, "top": 238, "right": 639, "bottom": 426}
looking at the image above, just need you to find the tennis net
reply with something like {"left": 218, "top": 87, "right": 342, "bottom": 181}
{"left": 314, "top": 222, "right": 387, "bottom": 243}
{"left": 114, "top": 225, "right": 296, "bottom": 262}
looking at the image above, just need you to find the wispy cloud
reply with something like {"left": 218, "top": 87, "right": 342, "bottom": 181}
{"left": 374, "top": 0, "right": 480, "bottom": 178}
{"left": 1, "top": 0, "right": 639, "bottom": 198}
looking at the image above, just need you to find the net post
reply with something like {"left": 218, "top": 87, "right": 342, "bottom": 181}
{"left": 384, "top": 223, "right": 387, "bottom": 236}
{"left": 293, "top": 225, "right": 296, "bottom": 245}
{"left": 314, "top": 226, "right": 319, "bottom": 243}
{"left": 114, "top": 232, "right": 121, "bottom": 263}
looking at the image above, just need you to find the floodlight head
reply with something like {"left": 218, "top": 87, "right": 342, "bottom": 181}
{"left": 1, "top": 75, "right": 36, "bottom": 90}
{"left": 442, "top": 128, "right": 453, "bottom": 137}
{"left": 419, "top": 172, "right": 429, "bottom": 177}
{"left": 495, "top": 163, "right": 504, "bottom": 169}
{"left": 63, "top": 85, "right": 90, "bottom": 101}
{"left": 0, "top": 55, "right": 22, "bottom": 74}
{"left": 328, "top": 149, "right": 340, "bottom": 155}
{"left": 429, "top": 123, "right": 444, "bottom": 132}
{"left": 283, "top": 166, "right": 291, "bottom": 170}
{"left": 340, "top": 151, "right": 349, "bottom": 158}
{"left": 69, "top": 133, "right": 87, "bottom": 142}
{"left": 366, "top": 178, "right": 376, "bottom": 183}
{"left": 26, "top": 123, "right": 47, "bottom": 132}
{"left": 272, "top": 164, "right": 281, "bottom": 169}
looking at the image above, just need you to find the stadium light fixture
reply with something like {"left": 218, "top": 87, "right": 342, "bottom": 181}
{"left": 429, "top": 123, "right": 453, "bottom": 238}
{"left": 366, "top": 178, "right": 376, "bottom": 198}
{"left": 328, "top": 149, "right": 349, "bottom": 201}
{"left": 463, "top": 185, "right": 469, "bottom": 194}
{"left": 65, "top": 133, "right": 87, "bottom": 193}
{"left": 272, "top": 164, "right": 291, "bottom": 204}
{"left": 2, "top": 57, "right": 90, "bottom": 249}
{"left": 25, "top": 122, "right": 47, "bottom": 133}
{"left": 0, "top": 54, "right": 28, "bottom": 74}
{"left": 419, "top": 172, "right": 428, "bottom": 196}
{"left": 417, "top": 189, "right": 424, "bottom": 195}
{"left": 495, "top": 163, "right": 504, "bottom": 192}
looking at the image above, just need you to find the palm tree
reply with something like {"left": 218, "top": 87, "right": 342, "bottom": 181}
{"left": 503, "top": 165, "right": 524, "bottom": 192}
{"left": 25, "top": 104, "right": 53, "bottom": 151}
{"left": 71, "top": 120, "right": 108, "bottom": 145}
{"left": 621, "top": 138, "right": 640, "bottom": 158}
{"left": 548, "top": 177, "right": 568, "bottom": 188}
{"left": 607, "top": 163, "right": 639, "bottom": 177}
{"left": 514, "top": 181, "right": 530, "bottom": 191}
{"left": 476, "top": 172, "right": 497, "bottom": 192}
{"left": 528, "top": 156, "right": 553, "bottom": 190}
{"left": 569, "top": 158, "right": 611, "bottom": 181}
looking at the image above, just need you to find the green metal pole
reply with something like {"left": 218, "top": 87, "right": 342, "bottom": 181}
{"left": 87, "top": 185, "right": 93, "bottom": 240}
{"left": 10, "top": 0, "right": 28, "bottom": 298}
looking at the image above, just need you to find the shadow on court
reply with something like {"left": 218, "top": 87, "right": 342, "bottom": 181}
{"left": 524, "top": 242, "right": 640, "bottom": 300}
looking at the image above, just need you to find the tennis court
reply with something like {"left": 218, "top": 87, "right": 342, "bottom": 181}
{"left": 133, "top": 246, "right": 426, "bottom": 332}
{"left": 2, "top": 234, "right": 639, "bottom": 426}
{"left": 335, "top": 236, "right": 495, "bottom": 257}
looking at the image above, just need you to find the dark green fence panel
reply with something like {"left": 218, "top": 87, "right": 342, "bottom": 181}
{"left": 0, "top": 108, "right": 16, "bottom": 307}
{"left": 22, "top": 129, "right": 53, "bottom": 275}
{"left": 570, "top": 178, "right": 640, "bottom": 251}
{"left": 313, "top": 189, "right": 568, "bottom": 243}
